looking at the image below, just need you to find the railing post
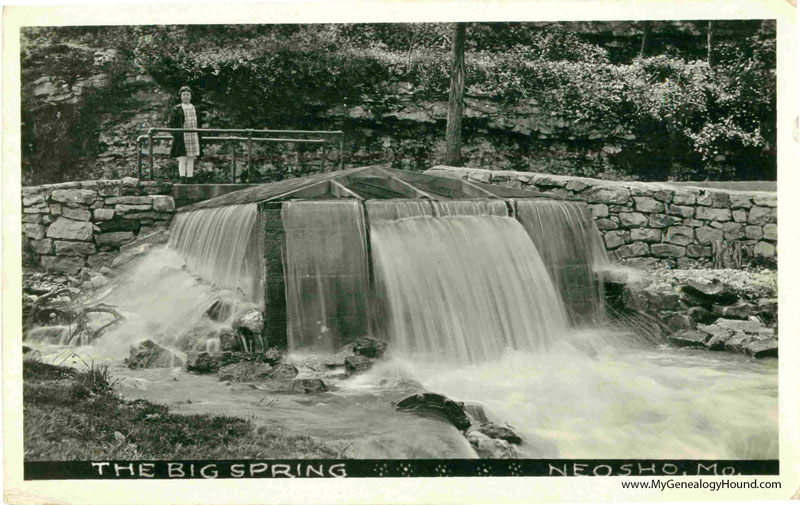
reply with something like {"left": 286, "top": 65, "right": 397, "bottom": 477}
{"left": 247, "top": 129, "right": 253, "bottom": 174}
{"left": 148, "top": 129, "right": 154, "bottom": 181}
{"left": 339, "top": 135, "right": 344, "bottom": 171}
{"left": 230, "top": 141, "right": 236, "bottom": 183}
{"left": 137, "top": 137, "right": 142, "bottom": 178}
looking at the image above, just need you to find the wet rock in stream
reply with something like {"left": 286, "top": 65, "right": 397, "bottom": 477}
{"left": 394, "top": 392, "right": 472, "bottom": 432}
{"left": 472, "top": 422, "right": 523, "bottom": 445}
{"left": 127, "top": 339, "right": 183, "bottom": 369}
{"left": 217, "top": 362, "right": 273, "bottom": 382}
{"left": 344, "top": 355, "right": 373, "bottom": 375}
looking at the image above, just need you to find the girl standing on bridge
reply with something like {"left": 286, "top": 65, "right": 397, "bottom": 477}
{"left": 168, "top": 85, "right": 203, "bottom": 183}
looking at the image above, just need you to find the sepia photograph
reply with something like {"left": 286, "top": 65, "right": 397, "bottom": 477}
{"left": 3, "top": 1, "right": 798, "bottom": 503}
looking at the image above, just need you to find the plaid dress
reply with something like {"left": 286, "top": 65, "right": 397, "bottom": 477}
{"left": 181, "top": 104, "right": 200, "bottom": 158}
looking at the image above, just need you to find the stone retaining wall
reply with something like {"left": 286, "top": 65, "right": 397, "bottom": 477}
{"left": 426, "top": 167, "right": 777, "bottom": 268}
{"left": 22, "top": 177, "right": 176, "bottom": 274}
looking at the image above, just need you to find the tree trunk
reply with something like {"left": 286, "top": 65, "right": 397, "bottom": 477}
{"left": 639, "top": 21, "right": 652, "bottom": 57}
{"left": 707, "top": 21, "right": 714, "bottom": 67}
{"left": 445, "top": 22, "right": 466, "bottom": 166}
{"left": 712, "top": 240, "right": 743, "bottom": 269}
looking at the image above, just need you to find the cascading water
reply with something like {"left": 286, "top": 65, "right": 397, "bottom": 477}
{"left": 514, "top": 199, "right": 609, "bottom": 325}
{"left": 368, "top": 201, "right": 568, "bottom": 363}
{"left": 282, "top": 201, "right": 371, "bottom": 353}
{"left": 23, "top": 182, "right": 775, "bottom": 460}
{"left": 169, "top": 203, "right": 262, "bottom": 302}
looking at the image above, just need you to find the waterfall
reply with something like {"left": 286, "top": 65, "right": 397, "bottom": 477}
{"left": 168, "top": 203, "right": 262, "bottom": 302}
{"left": 282, "top": 201, "right": 371, "bottom": 353}
{"left": 514, "top": 199, "right": 609, "bottom": 325}
{"left": 369, "top": 204, "right": 569, "bottom": 363}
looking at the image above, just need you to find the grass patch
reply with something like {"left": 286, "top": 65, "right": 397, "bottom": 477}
{"left": 23, "top": 360, "right": 341, "bottom": 461}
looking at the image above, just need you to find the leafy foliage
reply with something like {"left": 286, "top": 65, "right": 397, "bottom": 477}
{"left": 20, "top": 21, "right": 776, "bottom": 182}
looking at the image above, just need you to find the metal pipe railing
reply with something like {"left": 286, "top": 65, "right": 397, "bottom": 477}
{"left": 137, "top": 128, "right": 345, "bottom": 182}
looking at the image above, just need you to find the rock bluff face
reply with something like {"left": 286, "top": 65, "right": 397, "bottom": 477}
{"left": 22, "top": 178, "right": 176, "bottom": 274}
{"left": 427, "top": 167, "right": 777, "bottom": 267}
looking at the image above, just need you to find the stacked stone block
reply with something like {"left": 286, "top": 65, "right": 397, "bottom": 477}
{"left": 22, "top": 177, "right": 176, "bottom": 275}
{"left": 426, "top": 167, "right": 777, "bottom": 267}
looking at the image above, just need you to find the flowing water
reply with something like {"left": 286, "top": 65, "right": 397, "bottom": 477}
{"left": 26, "top": 197, "right": 778, "bottom": 460}
{"left": 370, "top": 214, "right": 567, "bottom": 362}
{"left": 169, "top": 203, "right": 262, "bottom": 303}
{"left": 283, "top": 201, "right": 371, "bottom": 353}
{"left": 514, "top": 199, "right": 609, "bottom": 325}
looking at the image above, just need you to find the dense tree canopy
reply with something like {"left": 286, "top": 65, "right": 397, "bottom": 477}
{"left": 21, "top": 21, "right": 775, "bottom": 183}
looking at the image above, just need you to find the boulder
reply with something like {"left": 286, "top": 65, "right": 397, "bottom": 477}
{"left": 324, "top": 348, "right": 356, "bottom": 368}
{"left": 185, "top": 351, "right": 228, "bottom": 374}
{"left": 289, "top": 378, "right": 328, "bottom": 393}
{"left": 54, "top": 240, "right": 96, "bottom": 257}
{"left": 688, "top": 306, "right": 716, "bottom": 325}
{"left": 217, "top": 328, "right": 241, "bottom": 352}
{"left": 763, "top": 224, "right": 777, "bottom": 241}
{"left": 648, "top": 214, "right": 680, "bottom": 228}
{"left": 723, "top": 332, "right": 757, "bottom": 353}
{"left": 93, "top": 208, "right": 115, "bottom": 221}
{"left": 128, "top": 340, "right": 182, "bottom": 369}
{"left": 584, "top": 186, "right": 630, "bottom": 205}
{"left": 669, "top": 329, "right": 709, "bottom": 348}
{"left": 712, "top": 301, "right": 757, "bottom": 320}
{"left": 669, "top": 205, "right": 695, "bottom": 218}
{"left": 271, "top": 363, "right": 299, "bottom": 379}
{"left": 651, "top": 244, "right": 687, "bottom": 258}
{"left": 679, "top": 279, "right": 738, "bottom": 306}
{"left": 630, "top": 228, "right": 662, "bottom": 243}
{"left": 696, "top": 227, "right": 724, "bottom": 244}
{"left": 715, "top": 318, "right": 766, "bottom": 334}
{"left": 60, "top": 207, "right": 91, "bottom": 222}
{"left": 744, "top": 338, "right": 778, "bottom": 359}
{"left": 263, "top": 347, "right": 285, "bottom": 366}
{"left": 395, "top": 392, "right": 472, "bottom": 432}
{"left": 352, "top": 337, "right": 389, "bottom": 358}
{"left": 106, "top": 196, "right": 152, "bottom": 205}
{"left": 697, "top": 324, "right": 735, "bottom": 350}
{"left": 23, "top": 223, "right": 47, "bottom": 240}
{"left": 217, "top": 362, "right": 273, "bottom": 382}
{"left": 47, "top": 218, "right": 94, "bottom": 241}
{"left": 729, "top": 194, "right": 753, "bottom": 209}
{"left": 664, "top": 314, "right": 695, "bottom": 331}
{"left": 618, "top": 212, "right": 648, "bottom": 228}
{"left": 588, "top": 204, "right": 609, "bottom": 218}
{"left": 467, "top": 431, "right": 518, "bottom": 459}
{"left": 594, "top": 218, "right": 618, "bottom": 230}
{"left": 614, "top": 242, "right": 649, "bottom": 259}
{"left": 473, "top": 422, "right": 522, "bottom": 445}
{"left": 303, "top": 355, "right": 325, "bottom": 372}
{"left": 344, "top": 355, "right": 373, "bottom": 375}
{"left": 51, "top": 189, "right": 98, "bottom": 205}
{"left": 754, "top": 242, "right": 776, "bottom": 258}
{"left": 604, "top": 231, "right": 629, "bottom": 249}
{"left": 232, "top": 308, "right": 264, "bottom": 337}
{"left": 697, "top": 191, "right": 730, "bottom": 208}
{"left": 95, "top": 231, "right": 135, "bottom": 246}
{"left": 30, "top": 238, "right": 54, "bottom": 255}
{"left": 151, "top": 195, "right": 176, "bottom": 212}
{"left": 747, "top": 206, "right": 772, "bottom": 225}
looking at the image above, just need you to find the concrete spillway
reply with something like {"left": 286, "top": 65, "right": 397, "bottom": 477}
{"left": 169, "top": 165, "right": 609, "bottom": 362}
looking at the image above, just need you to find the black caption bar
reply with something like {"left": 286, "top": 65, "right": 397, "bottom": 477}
{"left": 25, "top": 460, "right": 779, "bottom": 480}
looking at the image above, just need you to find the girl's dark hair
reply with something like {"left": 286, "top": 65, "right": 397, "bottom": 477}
{"left": 178, "top": 85, "right": 192, "bottom": 96}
